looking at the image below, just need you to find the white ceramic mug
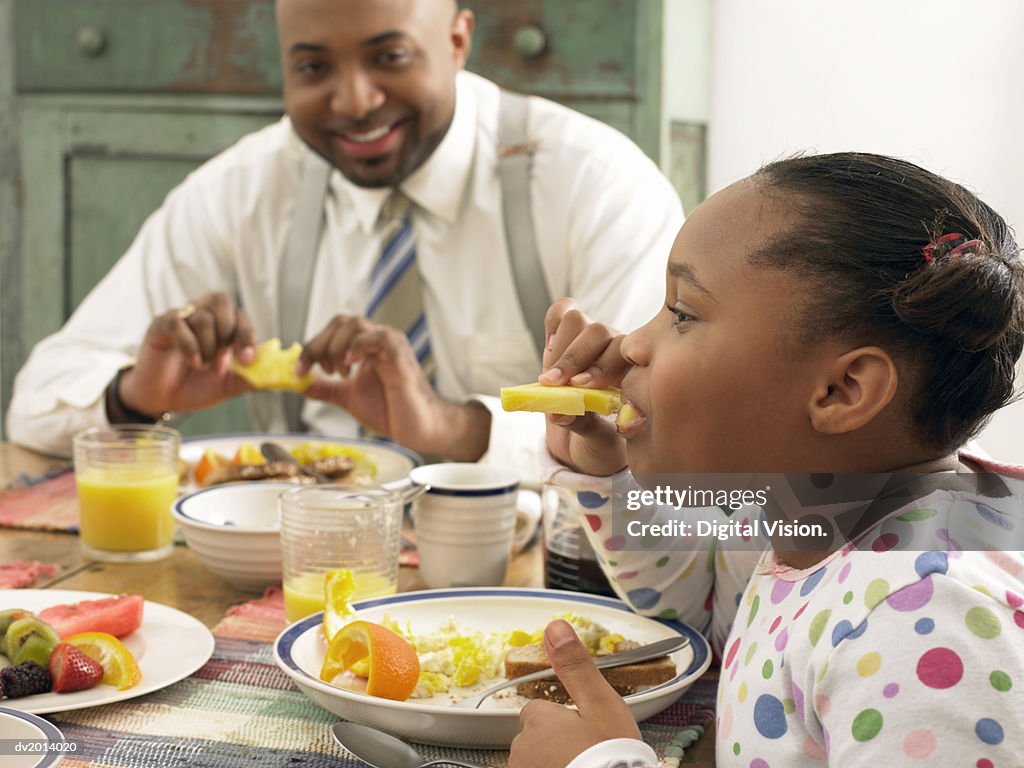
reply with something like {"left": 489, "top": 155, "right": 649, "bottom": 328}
{"left": 409, "top": 463, "right": 520, "bottom": 588}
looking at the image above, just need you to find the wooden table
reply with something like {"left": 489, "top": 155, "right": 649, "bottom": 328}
{"left": 0, "top": 442, "right": 716, "bottom": 764}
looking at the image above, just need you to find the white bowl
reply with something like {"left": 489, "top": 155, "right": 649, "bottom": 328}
{"left": 173, "top": 482, "right": 294, "bottom": 592}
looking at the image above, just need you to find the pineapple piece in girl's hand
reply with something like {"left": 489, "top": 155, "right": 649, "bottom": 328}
{"left": 500, "top": 383, "right": 622, "bottom": 416}
{"left": 233, "top": 338, "right": 314, "bottom": 392}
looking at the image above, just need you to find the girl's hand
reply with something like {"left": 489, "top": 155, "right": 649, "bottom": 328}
{"left": 540, "top": 298, "right": 629, "bottom": 476}
{"left": 509, "top": 620, "right": 643, "bottom": 768}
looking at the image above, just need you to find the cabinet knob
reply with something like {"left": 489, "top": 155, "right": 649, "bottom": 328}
{"left": 75, "top": 26, "right": 107, "bottom": 57}
{"left": 514, "top": 25, "right": 547, "bottom": 59}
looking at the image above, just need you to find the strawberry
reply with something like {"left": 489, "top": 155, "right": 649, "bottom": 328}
{"left": 48, "top": 642, "right": 104, "bottom": 693}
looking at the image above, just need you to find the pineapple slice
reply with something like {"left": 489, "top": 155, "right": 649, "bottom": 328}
{"left": 233, "top": 338, "right": 314, "bottom": 392}
{"left": 500, "top": 383, "right": 622, "bottom": 416}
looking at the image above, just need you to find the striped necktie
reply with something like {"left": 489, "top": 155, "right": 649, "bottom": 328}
{"left": 366, "top": 193, "right": 436, "bottom": 381}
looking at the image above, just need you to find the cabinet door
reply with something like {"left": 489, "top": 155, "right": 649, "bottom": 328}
{"left": 10, "top": 97, "right": 282, "bottom": 435}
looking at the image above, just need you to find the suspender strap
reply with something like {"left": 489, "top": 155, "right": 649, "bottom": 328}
{"left": 277, "top": 151, "right": 332, "bottom": 432}
{"left": 497, "top": 90, "right": 550, "bottom": 359}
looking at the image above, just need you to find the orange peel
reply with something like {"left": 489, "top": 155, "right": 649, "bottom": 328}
{"left": 320, "top": 620, "right": 420, "bottom": 701}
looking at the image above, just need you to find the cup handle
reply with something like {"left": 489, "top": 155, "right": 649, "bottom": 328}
{"left": 513, "top": 490, "right": 542, "bottom": 551}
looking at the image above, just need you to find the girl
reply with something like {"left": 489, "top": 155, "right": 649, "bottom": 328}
{"left": 512, "top": 153, "right": 1024, "bottom": 767}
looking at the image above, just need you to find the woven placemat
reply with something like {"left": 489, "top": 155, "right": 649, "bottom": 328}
{"left": 47, "top": 588, "right": 714, "bottom": 767}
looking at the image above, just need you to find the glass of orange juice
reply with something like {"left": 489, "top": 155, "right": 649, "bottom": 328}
{"left": 73, "top": 424, "right": 181, "bottom": 563}
{"left": 279, "top": 485, "right": 402, "bottom": 622}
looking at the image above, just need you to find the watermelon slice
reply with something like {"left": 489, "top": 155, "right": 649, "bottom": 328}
{"left": 38, "top": 594, "right": 144, "bottom": 639}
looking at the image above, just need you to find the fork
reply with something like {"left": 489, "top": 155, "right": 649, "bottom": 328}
{"left": 454, "top": 635, "right": 690, "bottom": 709}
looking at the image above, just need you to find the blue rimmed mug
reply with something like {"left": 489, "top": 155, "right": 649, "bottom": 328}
{"left": 408, "top": 463, "right": 520, "bottom": 588}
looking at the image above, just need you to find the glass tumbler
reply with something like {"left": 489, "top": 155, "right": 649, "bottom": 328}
{"left": 73, "top": 423, "right": 181, "bottom": 563}
{"left": 279, "top": 485, "right": 403, "bottom": 622}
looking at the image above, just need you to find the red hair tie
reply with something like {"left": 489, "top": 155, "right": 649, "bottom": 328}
{"left": 922, "top": 232, "right": 981, "bottom": 263}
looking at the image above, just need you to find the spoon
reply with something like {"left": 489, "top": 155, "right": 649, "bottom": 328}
{"left": 259, "top": 441, "right": 332, "bottom": 483}
{"left": 331, "top": 722, "right": 494, "bottom": 768}
{"left": 455, "top": 634, "right": 690, "bottom": 709}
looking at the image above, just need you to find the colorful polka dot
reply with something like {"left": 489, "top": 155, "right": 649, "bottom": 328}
{"left": 793, "top": 602, "right": 808, "bottom": 621}
{"left": 720, "top": 703, "right": 733, "bottom": 739}
{"left": 975, "top": 717, "right": 1004, "bottom": 745}
{"left": 886, "top": 576, "right": 934, "bottom": 612}
{"left": 851, "top": 708, "right": 883, "bottom": 741}
{"left": 902, "top": 729, "right": 936, "bottom": 758}
{"left": 989, "top": 670, "right": 1012, "bottom": 691}
{"left": 914, "top": 617, "right": 935, "bottom": 634}
{"left": 659, "top": 608, "right": 678, "bottom": 620}
{"left": 857, "top": 652, "right": 881, "bottom": 677}
{"left": 762, "top": 660, "right": 774, "bottom": 679}
{"left": 604, "top": 535, "right": 625, "bottom": 551}
{"left": 771, "top": 579, "right": 795, "bottom": 604}
{"left": 872, "top": 532, "right": 899, "bottom": 552}
{"left": 747, "top": 595, "right": 760, "bottom": 626}
{"left": 1015, "top": 610, "right": 1024, "bottom": 629}
{"left": 883, "top": 683, "right": 899, "bottom": 698}
{"left": 800, "top": 568, "right": 826, "bottom": 596}
{"left": 738, "top": 681, "right": 748, "bottom": 702}
{"left": 625, "top": 587, "right": 659, "bottom": 609}
{"left": 775, "top": 628, "right": 789, "bottom": 652}
{"left": 1007, "top": 590, "right": 1023, "bottom": 608}
{"left": 914, "top": 550, "right": 949, "bottom": 578}
{"left": 584, "top": 514, "right": 602, "bottom": 532}
{"left": 726, "top": 637, "right": 742, "bottom": 668}
{"left": 916, "top": 647, "right": 964, "bottom": 689}
{"left": 655, "top": 555, "right": 669, "bottom": 567}
{"left": 965, "top": 606, "right": 1001, "bottom": 639}
{"left": 802, "top": 736, "right": 826, "bottom": 759}
{"left": 808, "top": 609, "right": 831, "bottom": 646}
{"left": 733, "top": 742, "right": 741, "bottom": 755}
{"left": 813, "top": 694, "right": 830, "bottom": 716}
{"left": 831, "top": 619, "right": 868, "bottom": 646}
{"left": 769, "top": 615, "right": 782, "bottom": 634}
{"left": 975, "top": 502, "right": 1013, "bottom": 530}
{"left": 842, "top": 591, "right": 853, "bottom": 604}
{"left": 865, "top": 578, "right": 890, "bottom": 609}
{"left": 577, "top": 490, "right": 606, "bottom": 508}
{"left": 838, "top": 562, "right": 852, "bottom": 583}
{"left": 749, "top": 760, "right": 769, "bottom": 768}
{"left": 744, "top": 642, "right": 758, "bottom": 666}
{"left": 976, "top": 760, "right": 993, "bottom": 768}
{"left": 896, "top": 507, "right": 937, "bottom": 522}
{"left": 753, "top": 694, "right": 788, "bottom": 739}
{"left": 791, "top": 682, "right": 805, "bottom": 719}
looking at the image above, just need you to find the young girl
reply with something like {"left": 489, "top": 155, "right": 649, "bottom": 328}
{"left": 511, "top": 153, "right": 1024, "bottom": 767}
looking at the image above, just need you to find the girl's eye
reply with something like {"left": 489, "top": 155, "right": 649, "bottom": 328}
{"left": 295, "top": 60, "right": 327, "bottom": 77}
{"left": 666, "top": 304, "right": 696, "bottom": 328}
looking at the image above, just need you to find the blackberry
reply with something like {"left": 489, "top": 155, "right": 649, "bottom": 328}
{"left": 0, "top": 660, "right": 52, "bottom": 698}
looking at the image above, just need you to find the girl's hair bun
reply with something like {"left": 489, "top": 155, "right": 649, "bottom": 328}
{"left": 893, "top": 234, "right": 1024, "bottom": 353}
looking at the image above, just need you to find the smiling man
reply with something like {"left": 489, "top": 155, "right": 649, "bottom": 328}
{"left": 7, "top": 0, "right": 681, "bottom": 481}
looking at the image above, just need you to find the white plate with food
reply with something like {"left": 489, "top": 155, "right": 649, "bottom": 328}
{"left": 0, "top": 705, "right": 67, "bottom": 767}
{"left": 180, "top": 433, "right": 421, "bottom": 490}
{"left": 273, "top": 587, "right": 710, "bottom": 748}
{"left": 0, "top": 590, "right": 214, "bottom": 715}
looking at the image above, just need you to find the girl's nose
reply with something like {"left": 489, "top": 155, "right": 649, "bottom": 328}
{"left": 620, "top": 322, "right": 652, "bottom": 367}
{"left": 330, "top": 70, "right": 386, "bottom": 120}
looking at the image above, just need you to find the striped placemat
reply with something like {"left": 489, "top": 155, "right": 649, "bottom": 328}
{"left": 46, "top": 589, "right": 715, "bottom": 767}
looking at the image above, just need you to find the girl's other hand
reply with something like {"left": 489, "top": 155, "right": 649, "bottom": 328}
{"left": 540, "top": 298, "right": 628, "bottom": 476}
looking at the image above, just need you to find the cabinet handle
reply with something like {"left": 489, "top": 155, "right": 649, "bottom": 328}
{"left": 514, "top": 25, "right": 547, "bottom": 59}
{"left": 75, "top": 26, "right": 107, "bottom": 57}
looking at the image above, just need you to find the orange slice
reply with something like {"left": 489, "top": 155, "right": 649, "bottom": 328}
{"left": 65, "top": 631, "right": 142, "bottom": 691}
{"left": 323, "top": 569, "right": 358, "bottom": 643}
{"left": 320, "top": 620, "right": 420, "bottom": 701}
{"left": 194, "top": 448, "right": 228, "bottom": 485}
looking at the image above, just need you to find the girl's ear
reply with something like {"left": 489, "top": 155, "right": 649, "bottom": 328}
{"left": 808, "top": 347, "right": 898, "bottom": 434}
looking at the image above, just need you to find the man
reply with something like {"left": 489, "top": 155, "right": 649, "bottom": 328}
{"left": 7, "top": 0, "right": 681, "bottom": 478}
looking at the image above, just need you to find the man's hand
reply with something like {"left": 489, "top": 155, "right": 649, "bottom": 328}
{"left": 541, "top": 299, "right": 629, "bottom": 476}
{"left": 297, "top": 315, "right": 490, "bottom": 461}
{"left": 117, "top": 292, "right": 257, "bottom": 417}
{"left": 509, "top": 620, "right": 642, "bottom": 768}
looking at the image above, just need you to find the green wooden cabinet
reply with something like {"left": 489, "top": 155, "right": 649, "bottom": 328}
{"left": 2, "top": 0, "right": 663, "bottom": 438}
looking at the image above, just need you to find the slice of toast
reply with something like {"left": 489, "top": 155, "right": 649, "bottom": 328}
{"left": 503, "top": 640, "right": 676, "bottom": 704}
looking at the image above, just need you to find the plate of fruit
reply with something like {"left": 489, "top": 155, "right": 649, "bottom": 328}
{"left": 180, "top": 434, "right": 421, "bottom": 490}
{"left": 0, "top": 590, "right": 214, "bottom": 714}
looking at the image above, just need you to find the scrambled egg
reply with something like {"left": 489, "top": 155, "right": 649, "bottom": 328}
{"left": 381, "top": 612, "right": 625, "bottom": 698}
